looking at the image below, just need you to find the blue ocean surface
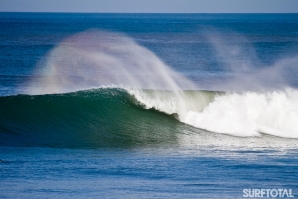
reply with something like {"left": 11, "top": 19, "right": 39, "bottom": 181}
{"left": 0, "top": 13, "right": 298, "bottom": 198}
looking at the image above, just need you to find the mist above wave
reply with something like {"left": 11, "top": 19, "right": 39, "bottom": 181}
{"left": 205, "top": 31, "right": 298, "bottom": 91}
{"left": 25, "top": 30, "right": 196, "bottom": 95}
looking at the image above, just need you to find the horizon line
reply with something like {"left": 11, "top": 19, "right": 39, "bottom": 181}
{"left": 1, "top": 11, "right": 298, "bottom": 14}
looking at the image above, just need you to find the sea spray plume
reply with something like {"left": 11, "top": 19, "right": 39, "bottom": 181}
{"left": 25, "top": 30, "right": 209, "bottom": 119}
{"left": 26, "top": 30, "right": 195, "bottom": 93}
{"left": 206, "top": 31, "right": 298, "bottom": 91}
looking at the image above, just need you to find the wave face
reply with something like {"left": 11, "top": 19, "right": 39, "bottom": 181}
{"left": 1, "top": 88, "right": 298, "bottom": 148}
{"left": 0, "top": 88, "right": 187, "bottom": 148}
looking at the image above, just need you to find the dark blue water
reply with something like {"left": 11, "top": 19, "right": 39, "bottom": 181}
{"left": 0, "top": 13, "right": 298, "bottom": 198}
{"left": 1, "top": 147, "right": 297, "bottom": 198}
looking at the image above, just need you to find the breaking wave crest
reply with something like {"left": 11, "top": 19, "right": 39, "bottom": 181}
{"left": 128, "top": 88, "right": 298, "bottom": 138}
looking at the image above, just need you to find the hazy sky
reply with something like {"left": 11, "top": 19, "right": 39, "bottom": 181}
{"left": 0, "top": 0, "right": 298, "bottom": 13}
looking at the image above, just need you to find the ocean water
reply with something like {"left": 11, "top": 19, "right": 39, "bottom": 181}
{"left": 0, "top": 13, "right": 298, "bottom": 198}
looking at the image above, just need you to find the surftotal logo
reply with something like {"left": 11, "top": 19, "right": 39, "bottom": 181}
{"left": 243, "top": 189, "right": 294, "bottom": 198}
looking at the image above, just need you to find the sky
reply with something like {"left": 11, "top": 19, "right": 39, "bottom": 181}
{"left": 0, "top": 0, "right": 298, "bottom": 13}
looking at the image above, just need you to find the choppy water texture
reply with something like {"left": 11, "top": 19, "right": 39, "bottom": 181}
{"left": 0, "top": 13, "right": 298, "bottom": 198}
